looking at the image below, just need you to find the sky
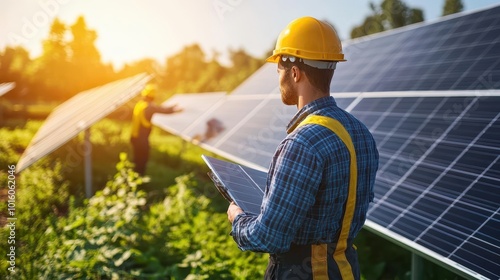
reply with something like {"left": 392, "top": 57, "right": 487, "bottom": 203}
{"left": 1, "top": 0, "right": 500, "bottom": 69}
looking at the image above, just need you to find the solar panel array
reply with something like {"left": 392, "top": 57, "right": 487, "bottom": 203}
{"left": 155, "top": 5, "right": 500, "bottom": 279}
{"left": 0, "top": 82, "right": 15, "bottom": 97}
{"left": 333, "top": 5, "right": 500, "bottom": 93}
{"left": 17, "top": 73, "right": 151, "bottom": 173}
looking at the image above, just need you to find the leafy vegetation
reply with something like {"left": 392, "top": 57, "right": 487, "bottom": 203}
{"left": 34, "top": 155, "right": 264, "bottom": 279}
{"left": 442, "top": 0, "right": 464, "bottom": 16}
{"left": 0, "top": 119, "right": 466, "bottom": 279}
{"left": 350, "top": 0, "right": 424, "bottom": 39}
{"left": 0, "top": 121, "right": 268, "bottom": 279}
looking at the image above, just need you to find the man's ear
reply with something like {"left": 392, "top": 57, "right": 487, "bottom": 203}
{"left": 292, "top": 66, "right": 301, "bottom": 82}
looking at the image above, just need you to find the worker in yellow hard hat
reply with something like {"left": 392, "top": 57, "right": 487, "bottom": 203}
{"left": 130, "top": 84, "right": 182, "bottom": 175}
{"left": 227, "top": 17, "right": 379, "bottom": 279}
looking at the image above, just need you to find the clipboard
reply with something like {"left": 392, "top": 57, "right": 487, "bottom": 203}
{"left": 202, "top": 155, "right": 267, "bottom": 215}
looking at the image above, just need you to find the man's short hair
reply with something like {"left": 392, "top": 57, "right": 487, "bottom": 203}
{"left": 280, "top": 57, "right": 334, "bottom": 93}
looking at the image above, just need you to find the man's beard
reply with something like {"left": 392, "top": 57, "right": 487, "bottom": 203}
{"left": 280, "top": 69, "right": 298, "bottom": 106}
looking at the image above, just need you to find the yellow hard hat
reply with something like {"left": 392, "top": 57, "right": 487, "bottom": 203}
{"left": 141, "top": 84, "right": 157, "bottom": 98}
{"left": 266, "top": 17, "right": 346, "bottom": 65}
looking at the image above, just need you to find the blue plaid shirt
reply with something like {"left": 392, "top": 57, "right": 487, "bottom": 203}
{"left": 231, "top": 96, "right": 379, "bottom": 253}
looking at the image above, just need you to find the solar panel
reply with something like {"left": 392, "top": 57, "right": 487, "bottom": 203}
{"left": 230, "top": 63, "right": 278, "bottom": 95}
{"left": 155, "top": 5, "right": 500, "bottom": 279}
{"left": 332, "top": 5, "right": 500, "bottom": 93}
{"left": 151, "top": 92, "right": 226, "bottom": 139}
{"left": 353, "top": 92, "right": 500, "bottom": 280}
{"left": 211, "top": 97, "right": 292, "bottom": 168}
{"left": 0, "top": 82, "right": 15, "bottom": 97}
{"left": 16, "top": 73, "right": 151, "bottom": 173}
{"left": 203, "top": 155, "right": 266, "bottom": 215}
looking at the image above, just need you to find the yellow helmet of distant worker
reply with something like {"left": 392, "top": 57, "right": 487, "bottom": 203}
{"left": 266, "top": 16, "right": 346, "bottom": 69}
{"left": 141, "top": 84, "right": 157, "bottom": 99}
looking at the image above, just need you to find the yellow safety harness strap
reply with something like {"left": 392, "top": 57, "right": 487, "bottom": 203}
{"left": 131, "top": 100, "right": 152, "bottom": 138}
{"left": 295, "top": 115, "right": 358, "bottom": 280}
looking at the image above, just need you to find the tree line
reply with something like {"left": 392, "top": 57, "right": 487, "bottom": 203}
{"left": 351, "top": 0, "right": 463, "bottom": 38}
{"left": 0, "top": 16, "right": 264, "bottom": 103}
{"left": 0, "top": 0, "right": 464, "bottom": 103}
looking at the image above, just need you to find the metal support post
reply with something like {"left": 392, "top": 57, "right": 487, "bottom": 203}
{"left": 411, "top": 253, "right": 424, "bottom": 280}
{"left": 84, "top": 128, "right": 92, "bottom": 198}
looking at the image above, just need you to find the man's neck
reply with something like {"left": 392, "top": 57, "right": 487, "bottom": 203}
{"left": 297, "top": 89, "right": 329, "bottom": 110}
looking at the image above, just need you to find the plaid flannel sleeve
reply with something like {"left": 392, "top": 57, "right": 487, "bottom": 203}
{"left": 231, "top": 137, "right": 323, "bottom": 253}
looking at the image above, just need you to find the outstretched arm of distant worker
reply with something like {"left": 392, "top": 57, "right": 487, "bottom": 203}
{"left": 152, "top": 104, "right": 184, "bottom": 114}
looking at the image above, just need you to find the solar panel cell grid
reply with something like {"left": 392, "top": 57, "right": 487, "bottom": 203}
{"left": 405, "top": 165, "right": 444, "bottom": 188}
{"left": 376, "top": 135, "right": 407, "bottom": 153}
{"left": 429, "top": 171, "right": 475, "bottom": 198}
{"left": 215, "top": 98, "right": 292, "bottom": 168}
{"left": 394, "top": 213, "right": 436, "bottom": 240}
{"left": 477, "top": 122, "right": 500, "bottom": 146}
{"left": 357, "top": 93, "right": 499, "bottom": 278}
{"left": 477, "top": 217, "right": 500, "bottom": 245}
{"left": 203, "top": 155, "right": 266, "bottom": 215}
{"left": 464, "top": 177, "right": 499, "bottom": 211}
{"left": 453, "top": 240, "right": 499, "bottom": 279}
{"left": 411, "top": 194, "right": 454, "bottom": 221}
{"left": 332, "top": 97, "right": 355, "bottom": 109}
{"left": 369, "top": 204, "right": 400, "bottom": 226}
{"left": 417, "top": 225, "right": 463, "bottom": 256}
{"left": 437, "top": 203, "right": 490, "bottom": 237}
{"left": 485, "top": 158, "right": 500, "bottom": 179}
{"left": 332, "top": 6, "right": 500, "bottom": 93}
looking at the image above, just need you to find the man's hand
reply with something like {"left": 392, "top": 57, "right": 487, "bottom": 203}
{"left": 227, "top": 202, "right": 243, "bottom": 224}
{"left": 167, "top": 104, "right": 183, "bottom": 114}
{"left": 154, "top": 103, "right": 183, "bottom": 115}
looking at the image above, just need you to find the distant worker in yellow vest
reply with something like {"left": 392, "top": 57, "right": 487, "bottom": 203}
{"left": 130, "top": 84, "right": 182, "bottom": 175}
{"left": 227, "top": 17, "right": 379, "bottom": 279}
